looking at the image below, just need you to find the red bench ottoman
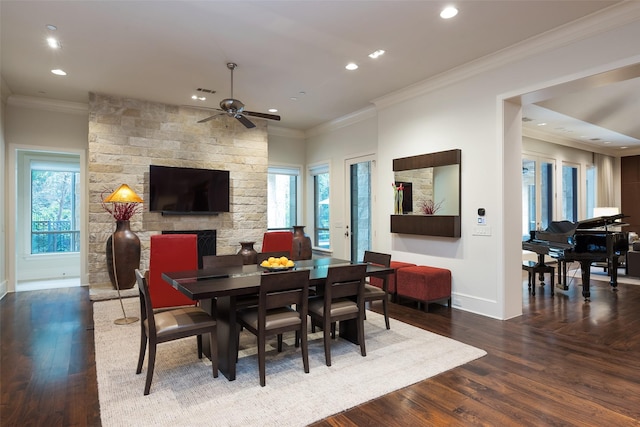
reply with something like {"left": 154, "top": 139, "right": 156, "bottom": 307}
{"left": 396, "top": 265, "right": 452, "bottom": 312}
{"left": 369, "top": 261, "right": 416, "bottom": 297}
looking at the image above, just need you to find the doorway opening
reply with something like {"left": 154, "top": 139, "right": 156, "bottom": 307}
{"left": 15, "top": 149, "right": 82, "bottom": 292}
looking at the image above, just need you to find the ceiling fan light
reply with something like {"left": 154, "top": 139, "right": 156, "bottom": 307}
{"left": 345, "top": 63, "right": 358, "bottom": 71}
{"left": 51, "top": 69, "right": 67, "bottom": 76}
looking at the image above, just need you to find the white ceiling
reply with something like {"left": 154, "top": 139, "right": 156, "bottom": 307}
{"left": 2, "top": 0, "right": 638, "bottom": 150}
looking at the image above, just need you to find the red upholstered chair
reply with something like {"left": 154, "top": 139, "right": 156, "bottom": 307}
{"left": 261, "top": 231, "right": 294, "bottom": 254}
{"left": 148, "top": 234, "right": 198, "bottom": 309}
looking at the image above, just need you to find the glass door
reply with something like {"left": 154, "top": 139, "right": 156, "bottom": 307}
{"left": 522, "top": 156, "right": 555, "bottom": 239}
{"left": 346, "top": 155, "right": 375, "bottom": 262}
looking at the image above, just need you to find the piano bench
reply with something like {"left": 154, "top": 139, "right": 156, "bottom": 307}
{"left": 522, "top": 261, "right": 554, "bottom": 296}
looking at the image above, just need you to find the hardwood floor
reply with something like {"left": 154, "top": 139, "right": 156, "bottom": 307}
{"left": 2, "top": 276, "right": 640, "bottom": 426}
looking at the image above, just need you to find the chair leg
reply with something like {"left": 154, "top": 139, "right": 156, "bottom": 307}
{"left": 358, "top": 315, "right": 366, "bottom": 357}
{"left": 382, "top": 298, "right": 390, "bottom": 330}
{"left": 258, "top": 333, "right": 266, "bottom": 387}
{"left": 197, "top": 335, "right": 203, "bottom": 359}
{"left": 301, "top": 325, "right": 309, "bottom": 374}
{"left": 277, "top": 334, "right": 283, "bottom": 352}
{"left": 136, "top": 330, "right": 147, "bottom": 375}
{"left": 144, "top": 342, "right": 157, "bottom": 395}
{"left": 209, "top": 330, "right": 218, "bottom": 378}
{"left": 324, "top": 319, "right": 332, "bottom": 366}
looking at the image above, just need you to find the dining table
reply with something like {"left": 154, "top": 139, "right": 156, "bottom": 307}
{"left": 162, "top": 257, "right": 394, "bottom": 381}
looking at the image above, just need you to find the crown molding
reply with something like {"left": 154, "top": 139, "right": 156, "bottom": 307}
{"left": 7, "top": 95, "right": 88, "bottom": 115}
{"left": 305, "top": 105, "right": 377, "bottom": 139}
{"left": 372, "top": 2, "right": 640, "bottom": 111}
{"left": 267, "top": 124, "right": 305, "bottom": 139}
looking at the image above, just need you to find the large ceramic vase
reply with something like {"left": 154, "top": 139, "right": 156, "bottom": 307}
{"left": 237, "top": 241, "right": 258, "bottom": 265}
{"left": 291, "top": 225, "right": 312, "bottom": 260}
{"left": 106, "top": 220, "right": 140, "bottom": 290}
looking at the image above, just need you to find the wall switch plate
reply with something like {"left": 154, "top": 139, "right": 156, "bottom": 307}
{"left": 472, "top": 226, "right": 491, "bottom": 236}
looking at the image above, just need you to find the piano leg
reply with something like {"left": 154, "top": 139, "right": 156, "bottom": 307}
{"left": 579, "top": 260, "right": 592, "bottom": 302}
{"left": 609, "top": 256, "right": 620, "bottom": 291}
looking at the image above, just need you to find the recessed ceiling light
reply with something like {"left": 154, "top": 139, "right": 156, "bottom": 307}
{"left": 51, "top": 69, "right": 67, "bottom": 76}
{"left": 290, "top": 97, "right": 298, "bottom": 101}
{"left": 345, "top": 63, "right": 358, "bottom": 71}
{"left": 440, "top": 6, "right": 458, "bottom": 19}
{"left": 47, "top": 37, "right": 61, "bottom": 49}
{"left": 537, "top": 122, "right": 547, "bottom": 126}
{"left": 191, "top": 95, "right": 206, "bottom": 101}
{"left": 368, "top": 49, "right": 385, "bottom": 59}
{"left": 46, "top": 24, "right": 57, "bottom": 31}
{"left": 620, "top": 146, "right": 628, "bottom": 149}
{"left": 603, "top": 141, "right": 612, "bottom": 144}
{"left": 268, "top": 108, "right": 278, "bottom": 113}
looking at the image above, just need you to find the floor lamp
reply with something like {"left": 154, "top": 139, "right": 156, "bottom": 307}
{"left": 103, "top": 184, "right": 143, "bottom": 325}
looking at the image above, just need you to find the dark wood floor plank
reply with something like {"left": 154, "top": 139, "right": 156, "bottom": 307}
{"left": 3, "top": 275, "right": 640, "bottom": 426}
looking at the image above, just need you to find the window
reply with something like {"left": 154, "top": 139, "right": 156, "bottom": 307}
{"left": 310, "top": 164, "right": 330, "bottom": 249}
{"left": 522, "top": 156, "right": 554, "bottom": 239}
{"left": 561, "top": 163, "right": 578, "bottom": 222}
{"left": 30, "top": 158, "right": 80, "bottom": 254}
{"left": 267, "top": 166, "right": 300, "bottom": 229}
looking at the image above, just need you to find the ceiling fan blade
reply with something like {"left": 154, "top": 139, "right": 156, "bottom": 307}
{"left": 244, "top": 110, "right": 281, "bottom": 121}
{"left": 197, "top": 112, "right": 224, "bottom": 123}
{"left": 236, "top": 114, "right": 256, "bottom": 128}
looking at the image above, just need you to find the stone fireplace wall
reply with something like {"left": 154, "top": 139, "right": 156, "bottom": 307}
{"left": 88, "top": 93, "right": 268, "bottom": 288}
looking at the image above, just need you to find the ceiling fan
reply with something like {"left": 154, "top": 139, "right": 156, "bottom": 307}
{"left": 197, "top": 62, "right": 281, "bottom": 128}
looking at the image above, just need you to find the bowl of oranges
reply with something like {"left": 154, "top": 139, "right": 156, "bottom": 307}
{"left": 260, "top": 256, "right": 295, "bottom": 271}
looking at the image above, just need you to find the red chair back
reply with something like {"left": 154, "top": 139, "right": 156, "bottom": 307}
{"left": 148, "top": 234, "right": 198, "bottom": 308}
{"left": 261, "top": 231, "right": 294, "bottom": 254}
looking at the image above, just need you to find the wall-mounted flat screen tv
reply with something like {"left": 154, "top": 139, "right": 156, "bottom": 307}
{"left": 149, "top": 165, "right": 230, "bottom": 215}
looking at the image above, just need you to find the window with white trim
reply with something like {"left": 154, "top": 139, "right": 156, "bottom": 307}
{"left": 267, "top": 166, "right": 300, "bottom": 230}
{"left": 310, "top": 163, "right": 330, "bottom": 249}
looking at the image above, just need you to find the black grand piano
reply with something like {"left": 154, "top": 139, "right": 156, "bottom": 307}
{"left": 522, "top": 213, "right": 629, "bottom": 301}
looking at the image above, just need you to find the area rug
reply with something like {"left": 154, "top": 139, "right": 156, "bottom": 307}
{"left": 94, "top": 298, "right": 486, "bottom": 427}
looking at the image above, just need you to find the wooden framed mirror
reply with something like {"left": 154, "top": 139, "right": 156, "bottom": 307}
{"left": 391, "top": 149, "right": 461, "bottom": 237}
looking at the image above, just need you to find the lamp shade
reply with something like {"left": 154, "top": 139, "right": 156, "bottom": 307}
{"left": 103, "top": 184, "right": 143, "bottom": 203}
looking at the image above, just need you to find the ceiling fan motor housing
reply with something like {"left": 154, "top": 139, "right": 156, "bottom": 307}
{"left": 220, "top": 98, "right": 245, "bottom": 113}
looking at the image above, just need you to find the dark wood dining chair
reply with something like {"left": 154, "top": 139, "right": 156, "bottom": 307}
{"left": 363, "top": 251, "right": 392, "bottom": 329}
{"left": 308, "top": 263, "right": 368, "bottom": 366}
{"left": 202, "top": 254, "right": 252, "bottom": 310}
{"left": 236, "top": 269, "right": 311, "bottom": 386}
{"left": 202, "top": 253, "right": 244, "bottom": 268}
{"left": 135, "top": 269, "right": 218, "bottom": 395}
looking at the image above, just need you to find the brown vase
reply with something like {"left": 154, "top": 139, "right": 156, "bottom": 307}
{"left": 106, "top": 220, "right": 140, "bottom": 290}
{"left": 238, "top": 241, "right": 258, "bottom": 265}
{"left": 291, "top": 225, "right": 312, "bottom": 260}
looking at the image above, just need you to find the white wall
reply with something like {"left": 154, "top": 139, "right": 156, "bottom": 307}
{"left": 305, "top": 112, "right": 378, "bottom": 258}
{"left": 298, "top": 6, "right": 640, "bottom": 320}
{"left": 0, "top": 79, "right": 8, "bottom": 298}
{"left": 5, "top": 98, "right": 88, "bottom": 290}
{"left": 373, "top": 11, "right": 640, "bottom": 320}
